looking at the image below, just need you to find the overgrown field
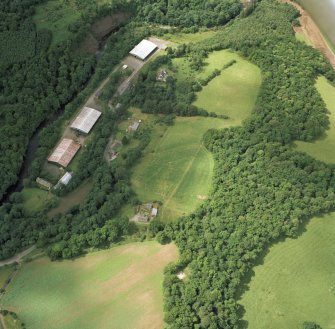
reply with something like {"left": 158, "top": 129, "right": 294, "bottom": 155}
{"left": 295, "top": 76, "right": 335, "bottom": 163}
{"left": 33, "top": 0, "right": 81, "bottom": 45}
{"left": 239, "top": 214, "right": 335, "bottom": 329}
{"left": 1, "top": 242, "right": 178, "bottom": 329}
{"left": 194, "top": 50, "right": 262, "bottom": 122}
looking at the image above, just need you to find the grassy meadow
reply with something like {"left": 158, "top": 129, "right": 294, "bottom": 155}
{"left": 194, "top": 50, "right": 262, "bottom": 123}
{"left": 295, "top": 76, "right": 335, "bottom": 163}
{"left": 239, "top": 214, "right": 335, "bottom": 329}
{"left": 1, "top": 242, "right": 178, "bottom": 329}
{"left": 131, "top": 116, "right": 235, "bottom": 221}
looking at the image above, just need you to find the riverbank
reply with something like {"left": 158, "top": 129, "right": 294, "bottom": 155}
{"left": 284, "top": 0, "right": 335, "bottom": 70}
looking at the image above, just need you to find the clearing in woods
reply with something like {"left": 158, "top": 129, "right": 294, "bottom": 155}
{"left": 193, "top": 50, "right": 262, "bottom": 123}
{"left": 1, "top": 242, "right": 178, "bottom": 329}
{"left": 132, "top": 50, "right": 261, "bottom": 221}
{"left": 131, "top": 117, "right": 235, "bottom": 221}
{"left": 294, "top": 76, "right": 335, "bottom": 163}
{"left": 239, "top": 214, "right": 335, "bottom": 329}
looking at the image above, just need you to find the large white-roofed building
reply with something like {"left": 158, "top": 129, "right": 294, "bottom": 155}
{"left": 129, "top": 39, "right": 158, "bottom": 61}
{"left": 70, "top": 107, "right": 102, "bottom": 134}
{"left": 48, "top": 138, "right": 81, "bottom": 167}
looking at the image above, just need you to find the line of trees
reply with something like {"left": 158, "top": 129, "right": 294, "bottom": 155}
{"left": 135, "top": 0, "right": 242, "bottom": 28}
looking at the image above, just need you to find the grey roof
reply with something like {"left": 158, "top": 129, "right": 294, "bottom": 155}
{"left": 129, "top": 40, "right": 158, "bottom": 60}
{"left": 70, "top": 107, "right": 102, "bottom": 134}
{"left": 60, "top": 172, "right": 72, "bottom": 186}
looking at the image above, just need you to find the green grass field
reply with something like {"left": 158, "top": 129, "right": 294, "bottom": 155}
{"left": 295, "top": 76, "right": 335, "bottom": 163}
{"left": 21, "top": 188, "right": 57, "bottom": 214}
{"left": 194, "top": 50, "right": 262, "bottom": 123}
{"left": 1, "top": 242, "right": 178, "bottom": 329}
{"left": 131, "top": 51, "right": 261, "bottom": 221}
{"left": 131, "top": 117, "right": 235, "bottom": 221}
{"left": 239, "top": 214, "right": 335, "bottom": 329}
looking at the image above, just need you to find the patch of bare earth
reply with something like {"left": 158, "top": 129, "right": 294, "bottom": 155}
{"left": 284, "top": 0, "right": 335, "bottom": 70}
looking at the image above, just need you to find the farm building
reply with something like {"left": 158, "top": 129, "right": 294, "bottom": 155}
{"left": 59, "top": 172, "right": 72, "bottom": 186}
{"left": 48, "top": 138, "right": 81, "bottom": 167}
{"left": 70, "top": 107, "right": 102, "bottom": 134}
{"left": 129, "top": 39, "right": 158, "bottom": 61}
{"left": 36, "top": 177, "right": 53, "bottom": 190}
{"left": 128, "top": 121, "right": 140, "bottom": 132}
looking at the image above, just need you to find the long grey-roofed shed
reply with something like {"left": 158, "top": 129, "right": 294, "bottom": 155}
{"left": 129, "top": 39, "right": 158, "bottom": 61}
{"left": 70, "top": 107, "right": 102, "bottom": 134}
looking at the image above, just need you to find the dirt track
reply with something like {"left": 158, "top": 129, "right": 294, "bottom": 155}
{"left": 284, "top": 0, "right": 335, "bottom": 70}
{"left": 0, "top": 246, "right": 35, "bottom": 267}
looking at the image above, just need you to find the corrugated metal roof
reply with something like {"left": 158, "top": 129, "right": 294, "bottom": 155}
{"left": 70, "top": 107, "right": 102, "bottom": 134}
{"left": 48, "top": 138, "right": 81, "bottom": 167}
{"left": 60, "top": 172, "right": 72, "bottom": 185}
{"left": 129, "top": 39, "right": 158, "bottom": 60}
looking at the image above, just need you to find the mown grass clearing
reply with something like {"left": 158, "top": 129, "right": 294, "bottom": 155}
{"left": 131, "top": 117, "right": 235, "bottom": 221}
{"left": 131, "top": 52, "right": 261, "bottom": 221}
{"left": 239, "top": 214, "right": 335, "bottom": 329}
{"left": 295, "top": 76, "right": 335, "bottom": 163}
{"left": 1, "top": 242, "right": 178, "bottom": 329}
{"left": 194, "top": 50, "right": 262, "bottom": 122}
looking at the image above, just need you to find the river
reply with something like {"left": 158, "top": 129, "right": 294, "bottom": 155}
{"left": 298, "top": 0, "right": 335, "bottom": 49}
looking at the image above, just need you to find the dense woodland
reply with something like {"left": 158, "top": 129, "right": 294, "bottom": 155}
{"left": 135, "top": 0, "right": 242, "bottom": 28}
{"left": 162, "top": 1, "right": 335, "bottom": 328}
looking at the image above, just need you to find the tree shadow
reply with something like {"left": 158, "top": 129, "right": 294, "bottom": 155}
{"left": 235, "top": 215, "right": 318, "bottom": 328}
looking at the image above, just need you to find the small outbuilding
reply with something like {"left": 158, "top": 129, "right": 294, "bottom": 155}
{"left": 70, "top": 107, "right": 102, "bottom": 134}
{"left": 59, "top": 172, "right": 73, "bottom": 186}
{"left": 48, "top": 138, "right": 81, "bottom": 167}
{"left": 36, "top": 177, "right": 53, "bottom": 190}
{"left": 128, "top": 121, "right": 140, "bottom": 132}
{"left": 129, "top": 39, "right": 158, "bottom": 61}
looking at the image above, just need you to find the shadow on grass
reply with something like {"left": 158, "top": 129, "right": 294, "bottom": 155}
{"left": 234, "top": 214, "right": 325, "bottom": 328}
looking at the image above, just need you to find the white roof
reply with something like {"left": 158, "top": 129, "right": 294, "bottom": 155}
{"left": 60, "top": 172, "right": 72, "bottom": 185}
{"left": 129, "top": 40, "right": 158, "bottom": 60}
{"left": 151, "top": 208, "right": 158, "bottom": 217}
{"left": 71, "top": 107, "right": 102, "bottom": 134}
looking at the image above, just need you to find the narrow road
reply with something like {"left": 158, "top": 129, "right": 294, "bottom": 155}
{"left": 0, "top": 246, "right": 35, "bottom": 267}
{"left": 0, "top": 314, "right": 5, "bottom": 329}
